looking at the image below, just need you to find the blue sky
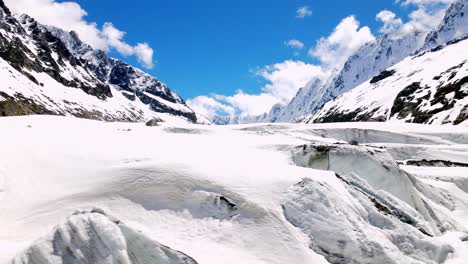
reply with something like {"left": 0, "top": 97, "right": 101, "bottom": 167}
{"left": 71, "top": 0, "right": 411, "bottom": 98}
{"left": 6, "top": 0, "right": 450, "bottom": 117}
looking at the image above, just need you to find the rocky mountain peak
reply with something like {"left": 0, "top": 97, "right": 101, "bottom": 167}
{"left": 0, "top": 0, "right": 11, "bottom": 16}
{"left": 0, "top": 0, "right": 199, "bottom": 123}
{"left": 424, "top": 0, "right": 468, "bottom": 50}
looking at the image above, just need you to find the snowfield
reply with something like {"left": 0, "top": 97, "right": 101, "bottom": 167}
{"left": 1, "top": 116, "right": 468, "bottom": 263}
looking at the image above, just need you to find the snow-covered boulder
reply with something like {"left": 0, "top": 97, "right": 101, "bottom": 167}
{"left": 11, "top": 208, "right": 198, "bottom": 264}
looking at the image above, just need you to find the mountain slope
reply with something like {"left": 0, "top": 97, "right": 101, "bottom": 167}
{"left": 424, "top": 0, "right": 468, "bottom": 50}
{"left": 307, "top": 36, "right": 468, "bottom": 125}
{"left": 247, "top": 0, "right": 467, "bottom": 125}
{"left": 0, "top": 1, "right": 198, "bottom": 123}
{"left": 272, "top": 32, "right": 427, "bottom": 123}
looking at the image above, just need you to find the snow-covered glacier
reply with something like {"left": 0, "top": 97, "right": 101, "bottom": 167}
{"left": 1, "top": 116, "right": 468, "bottom": 263}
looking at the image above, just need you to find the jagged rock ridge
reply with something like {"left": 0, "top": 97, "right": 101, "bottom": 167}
{"left": 0, "top": 0, "right": 198, "bottom": 123}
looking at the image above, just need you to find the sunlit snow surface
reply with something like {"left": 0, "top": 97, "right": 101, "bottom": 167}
{"left": 1, "top": 116, "right": 468, "bottom": 263}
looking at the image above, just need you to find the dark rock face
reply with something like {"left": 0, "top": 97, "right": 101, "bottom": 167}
{"left": 454, "top": 104, "right": 468, "bottom": 125}
{"left": 146, "top": 118, "right": 162, "bottom": 126}
{"left": 314, "top": 106, "right": 386, "bottom": 123}
{"left": 390, "top": 82, "right": 424, "bottom": 120}
{"left": 390, "top": 75, "right": 468, "bottom": 124}
{"left": 0, "top": 0, "right": 11, "bottom": 16}
{"left": 0, "top": 92, "right": 57, "bottom": 116}
{"left": 0, "top": 14, "right": 114, "bottom": 100}
{"left": 405, "top": 159, "right": 468, "bottom": 167}
{"left": 370, "top": 69, "right": 396, "bottom": 84}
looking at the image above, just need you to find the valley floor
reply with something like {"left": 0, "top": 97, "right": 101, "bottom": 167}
{"left": 0, "top": 116, "right": 467, "bottom": 263}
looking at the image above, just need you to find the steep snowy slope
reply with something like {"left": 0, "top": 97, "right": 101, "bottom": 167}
{"left": 0, "top": 1, "right": 198, "bottom": 123}
{"left": 424, "top": 0, "right": 468, "bottom": 50}
{"left": 308, "top": 36, "right": 468, "bottom": 125}
{"left": 1, "top": 116, "right": 468, "bottom": 263}
{"left": 245, "top": 0, "right": 466, "bottom": 125}
{"left": 272, "top": 32, "right": 426, "bottom": 123}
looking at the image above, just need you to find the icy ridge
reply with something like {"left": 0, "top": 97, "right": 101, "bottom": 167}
{"left": 11, "top": 208, "right": 198, "bottom": 264}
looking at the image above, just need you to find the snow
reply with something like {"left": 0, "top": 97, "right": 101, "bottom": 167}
{"left": 222, "top": 0, "right": 467, "bottom": 125}
{"left": 11, "top": 209, "right": 197, "bottom": 264}
{"left": 0, "top": 57, "right": 193, "bottom": 123}
{"left": 310, "top": 36, "right": 468, "bottom": 125}
{"left": 0, "top": 10, "right": 199, "bottom": 124}
{"left": 1, "top": 116, "right": 468, "bottom": 263}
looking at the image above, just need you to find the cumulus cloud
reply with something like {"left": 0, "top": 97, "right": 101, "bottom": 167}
{"left": 215, "top": 92, "right": 279, "bottom": 117}
{"left": 5, "top": 0, "right": 154, "bottom": 68}
{"left": 398, "top": 6, "right": 446, "bottom": 35}
{"left": 186, "top": 96, "right": 235, "bottom": 119}
{"left": 308, "top": 16, "right": 375, "bottom": 69}
{"left": 391, "top": 0, "right": 454, "bottom": 36}
{"left": 376, "top": 10, "right": 403, "bottom": 33}
{"left": 285, "top": 39, "right": 305, "bottom": 49}
{"left": 190, "top": 16, "right": 377, "bottom": 119}
{"left": 256, "top": 60, "right": 325, "bottom": 104}
{"left": 296, "top": 6, "right": 312, "bottom": 18}
{"left": 397, "top": 0, "right": 455, "bottom": 5}
{"left": 134, "top": 43, "right": 154, "bottom": 69}
{"left": 188, "top": 61, "right": 326, "bottom": 118}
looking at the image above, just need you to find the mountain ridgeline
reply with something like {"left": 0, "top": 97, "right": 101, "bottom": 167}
{"left": 0, "top": 0, "right": 199, "bottom": 123}
{"left": 218, "top": 0, "right": 468, "bottom": 126}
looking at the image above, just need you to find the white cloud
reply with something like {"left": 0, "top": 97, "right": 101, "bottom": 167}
{"left": 392, "top": 0, "right": 454, "bottom": 36}
{"left": 186, "top": 96, "right": 235, "bottom": 119}
{"left": 398, "top": 0, "right": 455, "bottom": 5}
{"left": 296, "top": 6, "right": 312, "bottom": 18}
{"left": 308, "top": 16, "right": 375, "bottom": 69}
{"left": 376, "top": 10, "right": 403, "bottom": 33}
{"left": 190, "top": 16, "right": 377, "bottom": 119}
{"left": 398, "top": 6, "right": 446, "bottom": 35}
{"left": 134, "top": 43, "right": 154, "bottom": 69}
{"left": 285, "top": 39, "right": 305, "bottom": 49}
{"left": 215, "top": 92, "right": 279, "bottom": 117}
{"left": 256, "top": 60, "right": 325, "bottom": 104}
{"left": 5, "top": 0, "right": 154, "bottom": 69}
{"left": 188, "top": 61, "right": 326, "bottom": 117}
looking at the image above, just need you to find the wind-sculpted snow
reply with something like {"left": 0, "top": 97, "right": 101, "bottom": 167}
{"left": 309, "top": 128, "right": 449, "bottom": 145}
{"left": 283, "top": 177, "right": 453, "bottom": 264}
{"left": 11, "top": 208, "right": 197, "bottom": 264}
{"left": 285, "top": 141, "right": 468, "bottom": 263}
{"left": 1, "top": 117, "right": 468, "bottom": 263}
{"left": 291, "top": 144, "right": 438, "bottom": 231}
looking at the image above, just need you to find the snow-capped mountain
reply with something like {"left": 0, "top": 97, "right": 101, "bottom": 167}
{"left": 237, "top": 0, "right": 468, "bottom": 125}
{"left": 423, "top": 0, "right": 468, "bottom": 50}
{"left": 306, "top": 35, "right": 468, "bottom": 125}
{"left": 270, "top": 31, "right": 428, "bottom": 123}
{"left": 0, "top": 0, "right": 199, "bottom": 123}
